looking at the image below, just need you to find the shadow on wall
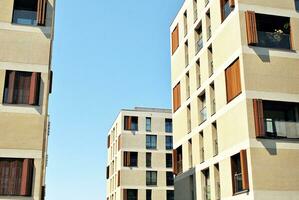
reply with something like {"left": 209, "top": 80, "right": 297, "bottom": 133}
{"left": 251, "top": 47, "right": 270, "bottom": 63}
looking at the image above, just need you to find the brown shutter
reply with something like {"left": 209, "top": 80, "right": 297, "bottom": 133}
{"left": 240, "top": 150, "right": 249, "bottom": 191}
{"left": 49, "top": 71, "right": 53, "bottom": 94}
{"left": 124, "top": 116, "right": 132, "bottom": 130}
{"left": 290, "top": 20, "right": 295, "bottom": 50}
{"left": 37, "top": 0, "right": 47, "bottom": 26}
{"left": 123, "top": 189, "right": 127, "bottom": 200}
{"left": 253, "top": 99, "right": 265, "bottom": 137}
{"left": 225, "top": 59, "right": 241, "bottom": 102}
{"left": 118, "top": 135, "right": 121, "bottom": 151}
{"left": 173, "top": 82, "right": 181, "bottom": 112}
{"left": 127, "top": 152, "right": 131, "bottom": 166}
{"left": 117, "top": 171, "right": 120, "bottom": 186}
{"left": 29, "top": 72, "right": 38, "bottom": 105}
{"left": 7, "top": 71, "right": 16, "bottom": 104}
{"left": 173, "top": 149, "right": 178, "bottom": 175}
{"left": 245, "top": 11, "right": 258, "bottom": 45}
{"left": 229, "top": 0, "right": 235, "bottom": 7}
{"left": 20, "top": 159, "right": 33, "bottom": 196}
{"left": 107, "top": 135, "right": 111, "bottom": 148}
{"left": 172, "top": 25, "right": 179, "bottom": 54}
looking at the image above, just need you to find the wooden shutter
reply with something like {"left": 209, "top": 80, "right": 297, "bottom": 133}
{"left": 173, "top": 149, "right": 178, "bottom": 175}
{"left": 173, "top": 82, "right": 181, "bottom": 112}
{"left": 123, "top": 189, "right": 128, "bottom": 200}
{"left": 124, "top": 116, "right": 132, "bottom": 130}
{"left": 225, "top": 59, "right": 241, "bottom": 102}
{"left": 49, "top": 71, "right": 53, "bottom": 94}
{"left": 290, "top": 20, "right": 295, "bottom": 50}
{"left": 253, "top": 99, "right": 265, "bottom": 137}
{"left": 240, "top": 150, "right": 249, "bottom": 191}
{"left": 229, "top": 0, "right": 235, "bottom": 7}
{"left": 118, "top": 135, "right": 121, "bottom": 151}
{"left": 245, "top": 11, "right": 258, "bottom": 45}
{"left": 124, "top": 152, "right": 130, "bottom": 166}
{"left": 20, "top": 159, "right": 33, "bottom": 196}
{"left": 118, "top": 171, "right": 120, "bottom": 186}
{"left": 107, "top": 135, "right": 111, "bottom": 148}
{"left": 172, "top": 25, "right": 179, "bottom": 54}
{"left": 7, "top": 71, "right": 16, "bottom": 104}
{"left": 29, "top": 72, "right": 39, "bottom": 105}
{"left": 37, "top": 0, "right": 47, "bottom": 26}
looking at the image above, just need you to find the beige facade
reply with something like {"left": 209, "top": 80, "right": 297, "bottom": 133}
{"left": 0, "top": 0, "right": 55, "bottom": 199}
{"left": 106, "top": 108, "right": 174, "bottom": 200}
{"left": 170, "top": 0, "right": 299, "bottom": 200}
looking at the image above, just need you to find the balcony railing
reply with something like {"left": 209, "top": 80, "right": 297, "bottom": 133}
{"left": 257, "top": 31, "right": 291, "bottom": 49}
{"left": 264, "top": 118, "right": 299, "bottom": 138}
{"left": 213, "top": 139, "right": 218, "bottom": 156}
{"left": 200, "top": 106, "right": 207, "bottom": 123}
{"left": 215, "top": 181, "right": 221, "bottom": 200}
{"left": 234, "top": 173, "right": 243, "bottom": 193}
{"left": 13, "top": 10, "right": 37, "bottom": 26}
{"left": 196, "top": 38, "right": 203, "bottom": 54}
{"left": 204, "top": 185, "right": 211, "bottom": 200}
{"left": 200, "top": 147, "right": 205, "bottom": 163}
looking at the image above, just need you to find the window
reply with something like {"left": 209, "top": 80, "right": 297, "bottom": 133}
{"left": 202, "top": 169, "right": 211, "bottom": 200}
{"left": 146, "top": 135, "right": 157, "bottom": 150}
{"left": 124, "top": 116, "right": 138, "bottom": 131}
{"left": 124, "top": 189, "right": 138, "bottom": 200}
{"left": 210, "top": 83, "right": 216, "bottom": 115}
{"left": 123, "top": 152, "right": 138, "bottom": 167}
{"left": 3, "top": 71, "right": 41, "bottom": 105}
{"left": 221, "top": 0, "right": 234, "bottom": 22}
{"left": 231, "top": 150, "right": 249, "bottom": 194}
{"left": 0, "top": 158, "right": 33, "bottom": 196}
{"left": 253, "top": 100, "right": 299, "bottom": 138}
{"left": 184, "top": 11, "right": 188, "bottom": 36}
{"left": 173, "top": 82, "right": 181, "bottom": 112}
{"left": 165, "top": 136, "right": 173, "bottom": 150}
{"left": 208, "top": 45, "right": 213, "bottom": 76}
{"left": 195, "top": 23, "right": 203, "bottom": 54}
{"left": 296, "top": 0, "right": 299, "bottom": 10}
{"left": 199, "top": 94, "right": 207, "bottom": 124}
{"left": 146, "top": 153, "right": 152, "bottom": 168}
{"left": 146, "top": 117, "right": 151, "bottom": 132}
{"left": 245, "top": 12, "right": 292, "bottom": 49}
{"left": 185, "top": 41, "right": 189, "bottom": 67}
{"left": 193, "top": 0, "right": 198, "bottom": 22}
{"left": 146, "top": 171, "right": 157, "bottom": 186}
{"left": 166, "top": 172, "right": 174, "bottom": 186}
{"left": 185, "top": 72, "right": 190, "bottom": 99}
{"left": 225, "top": 58, "right": 241, "bottom": 103}
{"left": 166, "top": 154, "right": 172, "bottom": 168}
{"left": 165, "top": 119, "right": 173, "bottom": 133}
{"left": 187, "top": 104, "right": 191, "bottom": 133}
{"left": 206, "top": 10, "right": 211, "bottom": 40}
{"left": 167, "top": 190, "right": 174, "bottom": 200}
{"left": 146, "top": 190, "right": 152, "bottom": 200}
{"left": 171, "top": 25, "right": 179, "bottom": 54}
{"left": 173, "top": 146, "right": 183, "bottom": 175}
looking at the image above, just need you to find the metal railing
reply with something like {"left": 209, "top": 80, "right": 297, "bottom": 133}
{"left": 234, "top": 173, "right": 243, "bottom": 193}
{"left": 200, "top": 106, "right": 207, "bottom": 123}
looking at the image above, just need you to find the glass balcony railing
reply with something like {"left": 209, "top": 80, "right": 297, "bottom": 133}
{"left": 257, "top": 31, "right": 291, "bottom": 49}
{"left": 200, "top": 106, "right": 207, "bottom": 123}
{"left": 264, "top": 118, "right": 299, "bottom": 138}
{"left": 196, "top": 38, "right": 203, "bottom": 54}
{"left": 234, "top": 173, "right": 243, "bottom": 193}
{"left": 13, "top": 10, "right": 37, "bottom": 26}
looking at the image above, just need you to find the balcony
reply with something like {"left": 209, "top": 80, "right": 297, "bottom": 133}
{"left": 13, "top": 10, "right": 37, "bottom": 26}
{"left": 257, "top": 31, "right": 291, "bottom": 49}
{"left": 264, "top": 119, "right": 299, "bottom": 138}
{"left": 200, "top": 106, "right": 207, "bottom": 124}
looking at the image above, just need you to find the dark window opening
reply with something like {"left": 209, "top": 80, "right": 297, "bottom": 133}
{"left": 222, "top": 0, "right": 234, "bottom": 21}
{"left": 202, "top": 169, "right": 211, "bottom": 200}
{"left": 13, "top": 0, "right": 38, "bottom": 25}
{"left": 165, "top": 118, "right": 173, "bottom": 133}
{"left": 166, "top": 172, "right": 174, "bottom": 186}
{"left": 146, "top": 117, "right": 151, "bottom": 132}
{"left": 263, "top": 101, "right": 299, "bottom": 138}
{"left": 176, "top": 146, "right": 183, "bottom": 175}
{"left": 165, "top": 136, "right": 173, "bottom": 150}
{"left": 231, "top": 154, "right": 243, "bottom": 194}
{"left": 295, "top": 0, "right": 299, "bottom": 11}
{"left": 256, "top": 14, "right": 291, "bottom": 49}
{"left": 166, "top": 154, "right": 172, "bottom": 168}
{"left": 146, "top": 190, "right": 152, "bottom": 200}
{"left": 3, "top": 71, "right": 41, "bottom": 105}
{"left": 124, "top": 116, "right": 138, "bottom": 131}
{"left": 146, "top": 153, "right": 151, "bottom": 168}
{"left": 124, "top": 152, "right": 138, "bottom": 167}
{"left": 146, "top": 171, "right": 157, "bottom": 186}
{"left": 146, "top": 135, "right": 157, "bottom": 149}
{"left": 167, "top": 190, "right": 174, "bottom": 200}
{"left": 126, "top": 189, "right": 138, "bottom": 200}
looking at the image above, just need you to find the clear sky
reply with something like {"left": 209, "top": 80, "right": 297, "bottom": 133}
{"left": 47, "top": 0, "right": 184, "bottom": 199}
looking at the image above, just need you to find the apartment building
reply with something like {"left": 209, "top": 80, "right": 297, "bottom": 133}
{"left": 0, "top": 0, "right": 55, "bottom": 199}
{"left": 106, "top": 108, "right": 174, "bottom": 200}
{"left": 170, "top": 0, "right": 299, "bottom": 199}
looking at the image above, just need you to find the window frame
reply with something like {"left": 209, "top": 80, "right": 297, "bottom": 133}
{"left": 146, "top": 171, "right": 157, "bottom": 186}
{"left": 146, "top": 135, "right": 157, "bottom": 150}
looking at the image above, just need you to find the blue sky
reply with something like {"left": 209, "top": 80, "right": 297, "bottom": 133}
{"left": 47, "top": 0, "right": 183, "bottom": 199}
